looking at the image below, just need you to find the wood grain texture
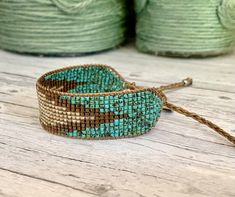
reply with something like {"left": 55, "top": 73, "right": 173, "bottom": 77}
{"left": 0, "top": 45, "right": 235, "bottom": 197}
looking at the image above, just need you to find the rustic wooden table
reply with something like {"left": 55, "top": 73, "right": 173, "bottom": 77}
{"left": 0, "top": 46, "right": 234, "bottom": 197}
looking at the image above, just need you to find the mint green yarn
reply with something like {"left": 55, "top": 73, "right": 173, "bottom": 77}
{"left": 136, "top": 0, "right": 235, "bottom": 57}
{"left": 218, "top": 0, "right": 235, "bottom": 30}
{"left": 0, "top": 0, "right": 127, "bottom": 55}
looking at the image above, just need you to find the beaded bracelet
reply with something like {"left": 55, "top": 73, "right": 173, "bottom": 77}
{"left": 36, "top": 64, "right": 235, "bottom": 145}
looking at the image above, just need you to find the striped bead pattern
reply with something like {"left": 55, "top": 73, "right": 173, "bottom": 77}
{"left": 36, "top": 65, "right": 163, "bottom": 139}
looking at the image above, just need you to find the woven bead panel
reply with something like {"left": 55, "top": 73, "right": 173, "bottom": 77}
{"left": 36, "top": 65, "right": 163, "bottom": 139}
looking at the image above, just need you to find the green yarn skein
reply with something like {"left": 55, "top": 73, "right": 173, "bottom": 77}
{"left": 0, "top": 0, "right": 127, "bottom": 55}
{"left": 136, "top": 0, "right": 235, "bottom": 57}
{"left": 218, "top": 0, "right": 235, "bottom": 30}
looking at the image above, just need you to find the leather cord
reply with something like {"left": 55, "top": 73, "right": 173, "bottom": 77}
{"left": 154, "top": 78, "right": 235, "bottom": 145}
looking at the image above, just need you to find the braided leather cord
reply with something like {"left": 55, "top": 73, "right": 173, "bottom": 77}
{"left": 154, "top": 78, "right": 235, "bottom": 145}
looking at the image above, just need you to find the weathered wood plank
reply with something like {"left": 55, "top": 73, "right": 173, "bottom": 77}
{"left": 0, "top": 116, "right": 235, "bottom": 197}
{"left": 0, "top": 46, "right": 235, "bottom": 92}
{"left": 0, "top": 169, "right": 95, "bottom": 197}
{"left": 0, "top": 47, "right": 235, "bottom": 197}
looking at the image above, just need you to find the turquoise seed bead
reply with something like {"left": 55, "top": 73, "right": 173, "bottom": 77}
{"left": 44, "top": 66, "right": 163, "bottom": 138}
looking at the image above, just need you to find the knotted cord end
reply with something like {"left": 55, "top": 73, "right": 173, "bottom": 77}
{"left": 155, "top": 77, "right": 235, "bottom": 145}
{"left": 182, "top": 78, "right": 193, "bottom": 87}
{"left": 125, "top": 82, "right": 137, "bottom": 90}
